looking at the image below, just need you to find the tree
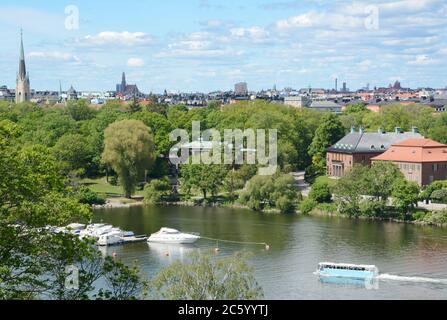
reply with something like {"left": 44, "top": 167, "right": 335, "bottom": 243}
{"left": 333, "top": 165, "right": 369, "bottom": 217}
{"left": 0, "top": 119, "right": 149, "bottom": 300}
{"left": 180, "top": 164, "right": 228, "bottom": 200}
{"left": 67, "top": 99, "right": 96, "bottom": 121}
{"left": 391, "top": 179, "right": 420, "bottom": 218}
{"left": 309, "top": 180, "right": 332, "bottom": 203}
{"left": 152, "top": 252, "right": 263, "bottom": 300}
{"left": 308, "top": 113, "right": 345, "bottom": 175}
{"left": 239, "top": 173, "right": 298, "bottom": 213}
{"left": 102, "top": 120, "right": 156, "bottom": 198}
{"left": 143, "top": 178, "right": 172, "bottom": 205}
{"left": 223, "top": 170, "right": 245, "bottom": 202}
{"left": 364, "top": 162, "right": 404, "bottom": 201}
{"left": 52, "top": 133, "right": 95, "bottom": 177}
{"left": 127, "top": 97, "right": 142, "bottom": 114}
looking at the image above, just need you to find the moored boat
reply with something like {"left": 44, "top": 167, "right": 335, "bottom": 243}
{"left": 148, "top": 228, "right": 200, "bottom": 244}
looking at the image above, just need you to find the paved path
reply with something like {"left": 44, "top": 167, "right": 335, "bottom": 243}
{"left": 291, "top": 171, "right": 310, "bottom": 197}
{"left": 417, "top": 201, "right": 447, "bottom": 211}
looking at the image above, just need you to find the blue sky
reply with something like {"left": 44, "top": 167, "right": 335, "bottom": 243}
{"left": 1, "top": 0, "right": 446, "bottom": 92}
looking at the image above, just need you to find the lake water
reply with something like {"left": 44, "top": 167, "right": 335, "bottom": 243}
{"left": 93, "top": 205, "right": 447, "bottom": 300}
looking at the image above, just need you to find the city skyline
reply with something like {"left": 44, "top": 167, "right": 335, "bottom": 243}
{"left": 1, "top": 0, "right": 447, "bottom": 92}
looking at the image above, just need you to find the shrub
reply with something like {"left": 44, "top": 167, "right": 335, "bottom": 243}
{"left": 430, "top": 189, "right": 447, "bottom": 204}
{"left": 299, "top": 198, "right": 317, "bottom": 215}
{"left": 309, "top": 180, "right": 332, "bottom": 203}
{"left": 359, "top": 200, "right": 386, "bottom": 218}
{"left": 77, "top": 187, "right": 106, "bottom": 205}
{"left": 422, "top": 210, "right": 447, "bottom": 226}
{"left": 144, "top": 178, "right": 172, "bottom": 205}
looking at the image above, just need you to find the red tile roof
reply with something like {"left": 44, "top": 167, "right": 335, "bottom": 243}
{"left": 372, "top": 138, "right": 447, "bottom": 163}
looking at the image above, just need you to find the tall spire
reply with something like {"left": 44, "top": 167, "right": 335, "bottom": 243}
{"left": 18, "top": 28, "right": 26, "bottom": 80}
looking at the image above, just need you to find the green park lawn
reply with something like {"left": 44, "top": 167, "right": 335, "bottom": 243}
{"left": 314, "top": 175, "right": 338, "bottom": 188}
{"left": 80, "top": 177, "right": 145, "bottom": 200}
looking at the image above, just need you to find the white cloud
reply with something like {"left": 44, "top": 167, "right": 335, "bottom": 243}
{"left": 407, "top": 55, "right": 436, "bottom": 65}
{"left": 127, "top": 57, "right": 145, "bottom": 67}
{"left": 28, "top": 51, "right": 80, "bottom": 63}
{"left": 80, "top": 31, "right": 153, "bottom": 46}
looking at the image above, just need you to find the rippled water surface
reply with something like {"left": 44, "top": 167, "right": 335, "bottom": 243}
{"left": 93, "top": 205, "right": 447, "bottom": 299}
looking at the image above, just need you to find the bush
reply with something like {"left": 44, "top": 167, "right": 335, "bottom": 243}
{"left": 430, "top": 189, "right": 447, "bottom": 204}
{"left": 77, "top": 187, "right": 106, "bottom": 206}
{"left": 359, "top": 200, "right": 386, "bottom": 218}
{"left": 299, "top": 198, "right": 317, "bottom": 215}
{"left": 309, "top": 180, "right": 332, "bottom": 203}
{"left": 422, "top": 210, "right": 447, "bottom": 226}
{"left": 239, "top": 174, "right": 298, "bottom": 213}
{"left": 144, "top": 178, "right": 172, "bottom": 205}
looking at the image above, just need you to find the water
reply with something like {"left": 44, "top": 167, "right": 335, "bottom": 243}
{"left": 93, "top": 205, "right": 447, "bottom": 300}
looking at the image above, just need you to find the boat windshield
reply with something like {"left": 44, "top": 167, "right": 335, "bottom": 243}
{"left": 319, "top": 264, "right": 372, "bottom": 272}
{"left": 159, "top": 228, "right": 180, "bottom": 234}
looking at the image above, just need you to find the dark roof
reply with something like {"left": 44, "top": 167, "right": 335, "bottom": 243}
{"left": 328, "top": 131, "right": 423, "bottom": 154}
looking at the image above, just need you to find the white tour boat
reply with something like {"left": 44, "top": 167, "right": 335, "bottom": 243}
{"left": 148, "top": 228, "right": 200, "bottom": 244}
{"left": 315, "top": 262, "right": 379, "bottom": 280}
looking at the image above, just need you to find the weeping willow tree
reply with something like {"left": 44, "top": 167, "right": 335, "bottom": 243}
{"left": 102, "top": 120, "right": 156, "bottom": 198}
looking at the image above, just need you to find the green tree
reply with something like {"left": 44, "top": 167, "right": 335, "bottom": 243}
{"left": 391, "top": 179, "right": 420, "bottom": 218}
{"left": 308, "top": 113, "right": 345, "bottom": 175}
{"left": 180, "top": 164, "right": 228, "bottom": 200}
{"left": 102, "top": 120, "right": 156, "bottom": 198}
{"left": 240, "top": 173, "right": 297, "bottom": 213}
{"left": 52, "top": 133, "right": 95, "bottom": 177}
{"left": 365, "top": 162, "right": 404, "bottom": 201}
{"left": 143, "top": 178, "right": 172, "bottom": 205}
{"left": 152, "top": 252, "right": 263, "bottom": 300}
{"left": 67, "top": 99, "right": 96, "bottom": 121}
{"left": 309, "top": 180, "right": 332, "bottom": 203}
{"left": 333, "top": 165, "right": 369, "bottom": 217}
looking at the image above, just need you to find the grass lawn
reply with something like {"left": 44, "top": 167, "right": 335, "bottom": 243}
{"left": 80, "top": 177, "right": 145, "bottom": 199}
{"left": 314, "top": 175, "right": 338, "bottom": 188}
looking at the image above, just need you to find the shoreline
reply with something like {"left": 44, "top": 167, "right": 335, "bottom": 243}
{"left": 93, "top": 197, "right": 446, "bottom": 228}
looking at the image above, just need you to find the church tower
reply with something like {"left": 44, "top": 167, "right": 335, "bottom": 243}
{"left": 16, "top": 29, "right": 31, "bottom": 103}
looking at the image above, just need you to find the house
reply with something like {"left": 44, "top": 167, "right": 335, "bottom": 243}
{"left": 326, "top": 127, "right": 422, "bottom": 178}
{"left": 371, "top": 138, "right": 447, "bottom": 186}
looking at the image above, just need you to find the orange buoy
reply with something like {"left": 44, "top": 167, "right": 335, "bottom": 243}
{"left": 214, "top": 247, "right": 220, "bottom": 253}
{"left": 165, "top": 252, "right": 170, "bottom": 256}
{"left": 112, "top": 252, "right": 117, "bottom": 258}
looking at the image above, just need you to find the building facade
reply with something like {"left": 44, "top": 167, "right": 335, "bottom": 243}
{"left": 326, "top": 127, "right": 422, "bottom": 178}
{"left": 16, "top": 30, "right": 31, "bottom": 103}
{"left": 371, "top": 139, "right": 447, "bottom": 186}
{"left": 234, "top": 82, "right": 248, "bottom": 96}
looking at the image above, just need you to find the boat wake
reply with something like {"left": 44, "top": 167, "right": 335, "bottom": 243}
{"left": 378, "top": 274, "right": 447, "bottom": 285}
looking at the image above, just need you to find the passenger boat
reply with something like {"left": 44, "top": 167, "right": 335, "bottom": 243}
{"left": 315, "top": 262, "right": 379, "bottom": 280}
{"left": 147, "top": 228, "right": 200, "bottom": 244}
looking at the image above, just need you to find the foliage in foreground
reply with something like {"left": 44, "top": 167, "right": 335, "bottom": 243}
{"left": 152, "top": 251, "right": 263, "bottom": 300}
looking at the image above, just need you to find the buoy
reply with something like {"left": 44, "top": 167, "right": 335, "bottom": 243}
{"left": 214, "top": 247, "right": 220, "bottom": 253}
{"left": 165, "top": 252, "right": 170, "bottom": 257}
{"left": 112, "top": 252, "right": 117, "bottom": 258}
{"left": 265, "top": 244, "right": 270, "bottom": 251}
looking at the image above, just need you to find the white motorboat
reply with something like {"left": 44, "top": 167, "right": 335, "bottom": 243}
{"left": 148, "top": 228, "right": 200, "bottom": 244}
{"left": 97, "top": 232, "right": 123, "bottom": 246}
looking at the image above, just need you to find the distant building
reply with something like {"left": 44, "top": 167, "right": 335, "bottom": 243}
{"left": 67, "top": 85, "right": 78, "bottom": 101}
{"left": 234, "top": 82, "right": 248, "bottom": 96}
{"left": 326, "top": 127, "right": 423, "bottom": 178}
{"left": 284, "top": 96, "right": 310, "bottom": 108}
{"left": 16, "top": 30, "right": 31, "bottom": 103}
{"left": 0, "top": 86, "right": 14, "bottom": 101}
{"left": 116, "top": 72, "right": 141, "bottom": 97}
{"left": 309, "top": 100, "right": 342, "bottom": 113}
{"left": 372, "top": 138, "right": 447, "bottom": 186}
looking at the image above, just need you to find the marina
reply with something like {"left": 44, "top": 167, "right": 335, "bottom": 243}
{"left": 93, "top": 205, "right": 447, "bottom": 299}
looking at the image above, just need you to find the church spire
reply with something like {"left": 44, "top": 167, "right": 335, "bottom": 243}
{"left": 18, "top": 28, "right": 27, "bottom": 81}
{"left": 16, "top": 29, "right": 31, "bottom": 103}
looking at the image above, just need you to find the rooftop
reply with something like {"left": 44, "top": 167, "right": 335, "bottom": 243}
{"left": 372, "top": 138, "right": 447, "bottom": 163}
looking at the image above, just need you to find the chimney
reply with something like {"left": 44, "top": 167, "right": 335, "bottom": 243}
{"left": 350, "top": 126, "right": 356, "bottom": 133}
{"left": 412, "top": 126, "right": 419, "bottom": 134}
{"left": 395, "top": 127, "right": 402, "bottom": 134}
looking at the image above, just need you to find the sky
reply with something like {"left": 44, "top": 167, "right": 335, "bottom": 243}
{"left": 1, "top": 0, "right": 446, "bottom": 93}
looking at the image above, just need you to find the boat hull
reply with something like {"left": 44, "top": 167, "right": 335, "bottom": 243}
{"left": 147, "top": 235, "right": 200, "bottom": 244}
